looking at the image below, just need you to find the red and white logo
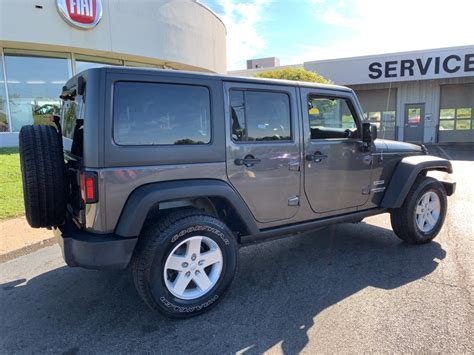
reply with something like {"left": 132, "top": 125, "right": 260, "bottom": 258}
{"left": 57, "top": 0, "right": 103, "bottom": 29}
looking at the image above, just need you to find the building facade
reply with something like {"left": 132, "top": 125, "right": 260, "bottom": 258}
{"left": 231, "top": 46, "right": 474, "bottom": 144}
{"left": 0, "top": 0, "right": 226, "bottom": 146}
{"left": 247, "top": 57, "right": 280, "bottom": 69}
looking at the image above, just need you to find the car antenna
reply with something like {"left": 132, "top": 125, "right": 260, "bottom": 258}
{"left": 381, "top": 81, "right": 392, "bottom": 160}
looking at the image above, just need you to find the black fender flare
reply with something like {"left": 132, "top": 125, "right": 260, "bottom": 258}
{"left": 381, "top": 155, "right": 453, "bottom": 208}
{"left": 115, "top": 179, "right": 259, "bottom": 237}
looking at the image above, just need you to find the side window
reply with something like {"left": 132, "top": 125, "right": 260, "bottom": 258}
{"left": 308, "top": 96, "right": 360, "bottom": 140}
{"left": 230, "top": 89, "right": 292, "bottom": 142}
{"left": 113, "top": 82, "right": 211, "bottom": 145}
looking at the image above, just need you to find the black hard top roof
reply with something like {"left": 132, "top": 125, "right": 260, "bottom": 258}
{"left": 68, "top": 66, "right": 352, "bottom": 92}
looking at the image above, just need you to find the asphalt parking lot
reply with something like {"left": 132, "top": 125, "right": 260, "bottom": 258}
{"left": 1, "top": 146, "right": 473, "bottom": 353}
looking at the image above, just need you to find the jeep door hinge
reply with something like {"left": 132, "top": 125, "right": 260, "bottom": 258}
{"left": 288, "top": 196, "right": 300, "bottom": 206}
{"left": 361, "top": 186, "right": 371, "bottom": 195}
{"left": 288, "top": 160, "right": 300, "bottom": 171}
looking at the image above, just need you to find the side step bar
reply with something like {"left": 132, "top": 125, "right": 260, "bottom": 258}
{"left": 240, "top": 208, "right": 387, "bottom": 245}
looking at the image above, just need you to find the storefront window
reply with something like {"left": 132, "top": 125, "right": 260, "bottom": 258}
{"left": 367, "top": 112, "right": 381, "bottom": 128}
{"left": 4, "top": 50, "right": 71, "bottom": 132}
{"left": 439, "top": 108, "right": 472, "bottom": 131}
{"left": 440, "top": 120, "right": 454, "bottom": 130}
{"left": 457, "top": 108, "right": 471, "bottom": 119}
{"left": 365, "top": 111, "right": 396, "bottom": 133}
{"left": 0, "top": 54, "right": 9, "bottom": 132}
{"left": 440, "top": 109, "right": 455, "bottom": 119}
{"left": 75, "top": 55, "right": 123, "bottom": 73}
{"left": 456, "top": 120, "right": 471, "bottom": 130}
{"left": 382, "top": 111, "right": 396, "bottom": 128}
{"left": 364, "top": 110, "right": 396, "bottom": 139}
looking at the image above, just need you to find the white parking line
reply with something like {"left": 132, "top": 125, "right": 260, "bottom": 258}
{"left": 436, "top": 146, "right": 453, "bottom": 160}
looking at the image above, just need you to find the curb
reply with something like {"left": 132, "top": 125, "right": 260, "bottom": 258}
{"left": 0, "top": 237, "right": 57, "bottom": 263}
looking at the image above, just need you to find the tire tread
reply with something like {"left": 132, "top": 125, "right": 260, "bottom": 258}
{"left": 132, "top": 208, "right": 237, "bottom": 318}
{"left": 390, "top": 176, "right": 447, "bottom": 244}
{"left": 19, "top": 125, "right": 67, "bottom": 228}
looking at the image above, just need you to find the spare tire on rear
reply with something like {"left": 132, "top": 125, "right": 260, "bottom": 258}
{"left": 19, "top": 125, "right": 67, "bottom": 228}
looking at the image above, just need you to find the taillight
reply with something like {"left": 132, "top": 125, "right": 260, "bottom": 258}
{"left": 79, "top": 171, "right": 98, "bottom": 204}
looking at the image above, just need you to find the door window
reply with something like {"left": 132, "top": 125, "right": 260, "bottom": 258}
{"left": 230, "top": 90, "right": 292, "bottom": 142}
{"left": 307, "top": 96, "right": 359, "bottom": 139}
{"left": 407, "top": 108, "right": 421, "bottom": 125}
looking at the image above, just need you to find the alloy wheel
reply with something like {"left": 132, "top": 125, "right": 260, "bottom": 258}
{"left": 415, "top": 191, "right": 441, "bottom": 233}
{"left": 163, "top": 236, "right": 223, "bottom": 300}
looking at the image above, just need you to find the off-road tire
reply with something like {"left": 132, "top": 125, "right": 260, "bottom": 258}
{"left": 19, "top": 125, "right": 67, "bottom": 228}
{"left": 132, "top": 209, "right": 238, "bottom": 318}
{"left": 390, "top": 176, "right": 447, "bottom": 244}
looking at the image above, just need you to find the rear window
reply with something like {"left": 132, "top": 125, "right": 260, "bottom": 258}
{"left": 61, "top": 93, "right": 85, "bottom": 157}
{"left": 113, "top": 82, "right": 211, "bottom": 145}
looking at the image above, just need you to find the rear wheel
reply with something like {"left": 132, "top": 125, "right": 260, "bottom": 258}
{"left": 390, "top": 176, "right": 447, "bottom": 244}
{"left": 19, "top": 125, "right": 67, "bottom": 228}
{"left": 132, "top": 209, "right": 238, "bottom": 318}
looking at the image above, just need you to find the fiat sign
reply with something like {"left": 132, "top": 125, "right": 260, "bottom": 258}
{"left": 57, "top": 0, "right": 103, "bottom": 29}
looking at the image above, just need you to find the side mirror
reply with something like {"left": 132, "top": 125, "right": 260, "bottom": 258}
{"left": 370, "top": 123, "right": 378, "bottom": 141}
{"left": 362, "top": 122, "right": 377, "bottom": 144}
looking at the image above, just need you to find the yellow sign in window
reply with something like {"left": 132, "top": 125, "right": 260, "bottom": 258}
{"left": 309, "top": 107, "right": 319, "bottom": 115}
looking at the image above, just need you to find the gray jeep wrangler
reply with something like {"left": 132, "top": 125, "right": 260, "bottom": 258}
{"left": 19, "top": 67, "right": 455, "bottom": 318}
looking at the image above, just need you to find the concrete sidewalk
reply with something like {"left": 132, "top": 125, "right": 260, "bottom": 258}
{"left": 0, "top": 217, "right": 56, "bottom": 262}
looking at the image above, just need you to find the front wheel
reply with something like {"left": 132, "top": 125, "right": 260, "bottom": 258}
{"left": 132, "top": 209, "right": 238, "bottom": 318}
{"left": 390, "top": 176, "right": 447, "bottom": 244}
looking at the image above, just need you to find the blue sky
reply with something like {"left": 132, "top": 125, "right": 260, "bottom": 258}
{"left": 202, "top": 0, "right": 474, "bottom": 70}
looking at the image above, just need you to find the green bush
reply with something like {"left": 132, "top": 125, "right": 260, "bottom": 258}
{"left": 255, "top": 67, "right": 331, "bottom": 84}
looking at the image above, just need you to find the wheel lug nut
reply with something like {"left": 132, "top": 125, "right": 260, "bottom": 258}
{"left": 195, "top": 270, "right": 200, "bottom": 275}
{"left": 191, "top": 254, "right": 196, "bottom": 261}
{"left": 198, "top": 260, "right": 204, "bottom": 266}
{"left": 185, "top": 271, "right": 191, "bottom": 277}
{"left": 182, "top": 262, "right": 188, "bottom": 268}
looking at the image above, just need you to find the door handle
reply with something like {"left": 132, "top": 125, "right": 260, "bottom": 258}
{"left": 305, "top": 152, "right": 328, "bottom": 163}
{"left": 235, "top": 155, "right": 261, "bottom": 167}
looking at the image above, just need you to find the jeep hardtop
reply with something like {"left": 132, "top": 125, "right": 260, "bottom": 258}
{"left": 19, "top": 67, "right": 455, "bottom": 318}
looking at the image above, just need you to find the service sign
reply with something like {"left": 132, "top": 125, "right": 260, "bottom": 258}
{"left": 305, "top": 46, "right": 474, "bottom": 85}
{"left": 57, "top": 0, "right": 103, "bottom": 29}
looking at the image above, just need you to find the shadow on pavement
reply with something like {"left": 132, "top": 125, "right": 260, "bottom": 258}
{"left": 0, "top": 222, "right": 446, "bottom": 353}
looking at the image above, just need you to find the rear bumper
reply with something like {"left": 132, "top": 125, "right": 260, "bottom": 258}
{"left": 54, "top": 220, "right": 137, "bottom": 270}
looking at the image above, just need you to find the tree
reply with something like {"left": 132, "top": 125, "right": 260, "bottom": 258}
{"left": 255, "top": 67, "right": 331, "bottom": 84}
